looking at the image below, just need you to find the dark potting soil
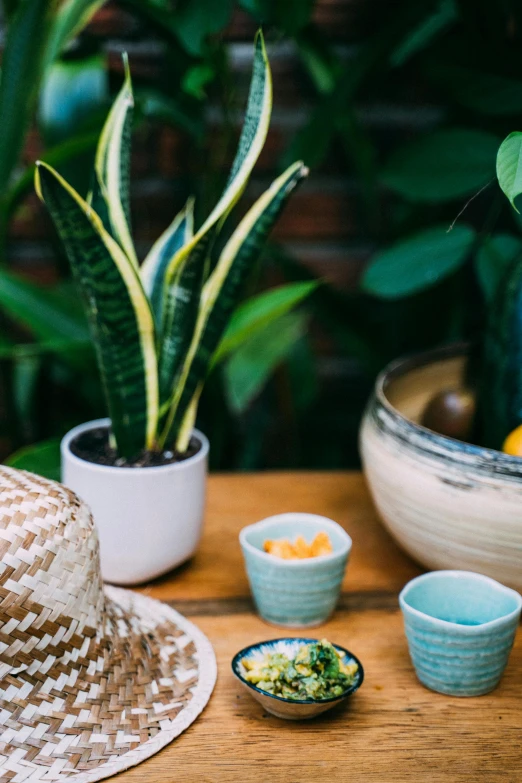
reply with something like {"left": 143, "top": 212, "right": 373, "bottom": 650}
{"left": 69, "top": 426, "right": 201, "bottom": 468}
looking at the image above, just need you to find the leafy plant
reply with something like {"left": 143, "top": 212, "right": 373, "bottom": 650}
{"left": 474, "top": 133, "right": 522, "bottom": 449}
{"left": 34, "top": 32, "right": 309, "bottom": 459}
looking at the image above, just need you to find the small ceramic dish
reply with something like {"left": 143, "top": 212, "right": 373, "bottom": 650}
{"left": 400, "top": 570, "right": 522, "bottom": 696}
{"left": 240, "top": 513, "right": 352, "bottom": 627}
{"left": 231, "top": 637, "right": 364, "bottom": 720}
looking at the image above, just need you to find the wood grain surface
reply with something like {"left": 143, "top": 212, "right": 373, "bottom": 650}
{"left": 122, "top": 472, "right": 522, "bottom": 782}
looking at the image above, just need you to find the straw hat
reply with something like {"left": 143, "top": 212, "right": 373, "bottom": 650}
{"left": 0, "top": 467, "right": 216, "bottom": 783}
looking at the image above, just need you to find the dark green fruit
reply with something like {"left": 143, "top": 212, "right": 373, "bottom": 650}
{"left": 421, "top": 388, "right": 476, "bottom": 441}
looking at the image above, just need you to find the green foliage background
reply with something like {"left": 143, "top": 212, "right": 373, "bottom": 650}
{"left": 2, "top": 0, "right": 522, "bottom": 473}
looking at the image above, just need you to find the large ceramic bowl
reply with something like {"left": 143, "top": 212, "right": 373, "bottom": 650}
{"left": 360, "top": 345, "right": 522, "bottom": 590}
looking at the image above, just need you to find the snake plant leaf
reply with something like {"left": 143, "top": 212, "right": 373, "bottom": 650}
{"left": 140, "top": 198, "right": 194, "bottom": 328}
{"left": 157, "top": 239, "right": 208, "bottom": 407}
{"left": 156, "top": 29, "right": 273, "bottom": 410}
{"left": 159, "top": 160, "right": 309, "bottom": 450}
{"left": 35, "top": 161, "right": 158, "bottom": 458}
{"left": 497, "top": 132, "right": 522, "bottom": 213}
{"left": 160, "top": 29, "right": 272, "bottom": 292}
{"left": 94, "top": 54, "right": 138, "bottom": 266}
{"left": 6, "top": 438, "right": 62, "bottom": 482}
{"left": 218, "top": 30, "right": 272, "bottom": 213}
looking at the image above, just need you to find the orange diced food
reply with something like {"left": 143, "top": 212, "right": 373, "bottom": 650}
{"left": 310, "top": 531, "right": 333, "bottom": 557}
{"left": 263, "top": 532, "right": 333, "bottom": 559}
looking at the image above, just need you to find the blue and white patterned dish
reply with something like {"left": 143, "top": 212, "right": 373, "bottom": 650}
{"left": 400, "top": 570, "right": 522, "bottom": 697}
{"left": 240, "top": 513, "right": 352, "bottom": 627}
{"left": 232, "top": 637, "right": 364, "bottom": 720}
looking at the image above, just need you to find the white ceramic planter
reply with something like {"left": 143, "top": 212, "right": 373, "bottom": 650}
{"left": 360, "top": 346, "right": 522, "bottom": 591}
{"left": 61, "top": 418, "right": 209, "bottom": 586}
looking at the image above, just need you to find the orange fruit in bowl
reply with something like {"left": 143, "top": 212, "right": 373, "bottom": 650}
{"left": 503, "top": 424, "right": 522, "bottom": 456}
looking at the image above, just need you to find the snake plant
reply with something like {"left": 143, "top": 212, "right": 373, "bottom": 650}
{"left": 35, "top": 32, "right": 308, "bottom": 459}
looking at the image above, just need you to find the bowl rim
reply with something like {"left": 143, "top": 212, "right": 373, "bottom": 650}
{"left": 374, "top": 342, "right": 522, "bottom": 472}
{"left": 61, "top": 418, "right": 209, "bottom": 474}
{"left": 399, "top": 569, "right": 522, "bottom": 631}
{"left": 239, "top": 513, "right": 352, "bottom": 567}
{"left": 231, "top": 637, "right": 364, "bottom": 705}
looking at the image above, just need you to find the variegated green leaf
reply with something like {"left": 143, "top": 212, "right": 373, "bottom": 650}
{"left": 217, "top": 29, "right": 273, "bottom": 216}
{"left": 156, "top": 29, "right": 273, "bottom": 411}
{"left": 161, "top": 29, "right": 272, "bottom": 299}
{"left": 94, "top": 54, "right": 138, "bottom": 266}
{"left": 176, "top": 382, "right": 203, "bottom": 453}
{"left": 159, "top": 160, "right": 309, "bottom": 450}
{"left": 35, "top": 161, "right": 158, "bottom": 457}
{"left": 140, "top": 197, "right": 194, "bottom": 328}
{"left": 157, "top": 243, "right": 208, "bottom": 408}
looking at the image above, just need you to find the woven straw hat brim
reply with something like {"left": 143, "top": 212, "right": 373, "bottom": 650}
{"left": 0, "top": 587, "right": 216, "bottom": 783}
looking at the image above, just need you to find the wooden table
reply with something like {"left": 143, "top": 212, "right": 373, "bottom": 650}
{"left": 123, "top": 472, "right": 522, "bottom": 783}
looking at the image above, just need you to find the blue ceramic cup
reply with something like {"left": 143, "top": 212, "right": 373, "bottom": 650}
{"left": 240, "top": 513, "right": 352, "bottom": 627}
{"left": 400, "top": 570, "right": 522, "bottom": 696}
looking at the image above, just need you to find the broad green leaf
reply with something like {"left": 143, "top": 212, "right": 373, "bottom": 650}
{"left": 173, "top": 0, "right": 234, "bottom": 55}
{"left": 213, "top": 280, "right": 317, "bottom": 365}
{"left": 273, "top": 0, "right": 315, "bottom": 34}
{"left": 362, "top": 225, "right": 476, "bottom": 299}
{"left": 241, "top": 0, "right": 315, "bottom": 34}
{"left": 383, "top": 129, "right": 499, "bottom": 202}
{"left": 39, "top": 54, "right": 108, "bottom": 145}
{"left": 140, "top": 198, "right": 194, "bottom": 327}
{"left": 497, "top": 132, "right": 522, "bottom": 212}
{"left": 159, "top": 160, "right": 308, "bottom": 449}
{"left": 224, "top": 310, "right": 308, "bottom": 414}
{"left": 286, "top": 334, "right": 318, "bottom": 413}
{"left": 5, "top": 131, "right": 99, "bottom": 218}
{"left": 0, "top": 269, "right": 89, "bottom": 345}
{"left": 390, "top": 0, "right": 457, "bottom": 67}
{"left": 35, "top": 161, "right": 158, "bottom": 457}
{"left": 119, "top": 0, "right": 178, "bottom": 42}
{"left": 425, "top": 63, "right": 522, "bottom": 116}
{"left": 12, "top": 354, "right": 41, "bottom": 441}
{"left": 283, "top": 2, "right": 431, "bottom": 169}
{"left": 182, "top": 64, "right": 215, "bottom": 99}
{"left": 296, "top": 30, "right": 339, "bottom": 95}
{"left": 6, "top": 438, "right": 62, "bottom": 481}
{"left": 44, "top": 0, "right": 106, "bottom": 70}
{"left": 94, "top": 54, "right": 138, "bottom": 266}
{"left": 137, "top": 89, "right": 204, "bottom": 140}
{"left": 0, "top": 270, "right": 93, "bottom": 368}
{"left": 0, "top": 0, "right": 52, "bottom": 193}
{"left": 1, "top": 1, "right": 21, "bottom": 22}
{"left": 475, "top": 234, "right": 522, "bottom": 305}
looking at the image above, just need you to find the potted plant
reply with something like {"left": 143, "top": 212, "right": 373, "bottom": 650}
{"left": 360, "top": 132, "right": 522, "bottom": 589}
{"left": 36, "top": 32, "right": 309, "bottom": 586}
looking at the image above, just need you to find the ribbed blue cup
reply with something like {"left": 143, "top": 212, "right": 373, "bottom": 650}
{"left": 400, "top": 570, "right": 522, "bottom": 696}
{"left": 240, "top": 513, "right": 352, "bottom": 627}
